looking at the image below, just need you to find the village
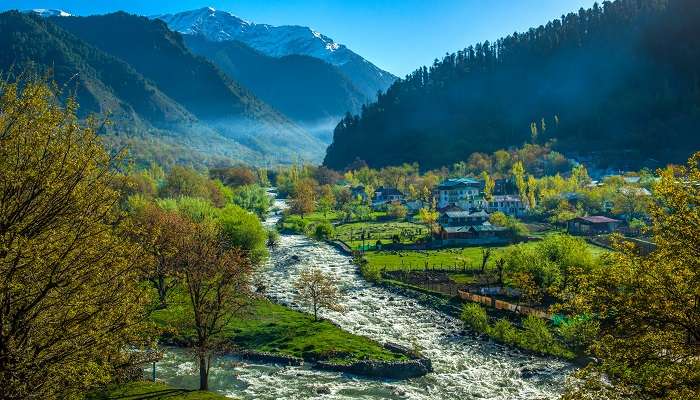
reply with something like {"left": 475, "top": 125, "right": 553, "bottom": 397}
{"left": 278, "top": 156, "right": 658, "bottom": 358}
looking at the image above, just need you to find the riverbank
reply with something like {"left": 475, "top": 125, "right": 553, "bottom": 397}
{"left": 87, "top": 381, "right": 231, "bottom": 399}
{"left": 150, "top": 291, "right": 435, "bottom": 379}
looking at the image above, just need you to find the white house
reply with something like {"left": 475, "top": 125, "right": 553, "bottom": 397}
{"left": 487, "top": 195, "right": 528, "bottom": 216}
{"left": 433, "top": 178, "right": 485, "bottom": 210}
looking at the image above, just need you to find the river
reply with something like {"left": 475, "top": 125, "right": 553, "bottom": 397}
{"left": 152, "top": 197, "right": 572, "bottom": 399}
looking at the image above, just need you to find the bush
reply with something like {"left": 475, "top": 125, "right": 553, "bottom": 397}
{"left": 313, "top": 221, "right": 334, "bottom": 240}
{"left": 488, "top": 319, "right": 519, "bottom": 345}
{"left": 388, "top": 203, "right": 408, "bottom": 220}
{"left": 557, "top": 316, "right": 599, "bottom": 353}
{"left": 520, "top": 315, "right": 556, "bottom": 353}
{"left": 461, "top": 303, "right": 489, "bottom": 333}
{"left": 267, "top": 228, "right": 280, "bottom": 247}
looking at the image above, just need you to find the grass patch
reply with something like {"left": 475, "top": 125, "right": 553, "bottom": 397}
{"left": 334, "top": 220, "right": 428, "bottom": 249}
{"left": 151, "top": 292, "right": 404, "bottom": 364}
{"left": 87, "top": 381, "right": 230, "bottom": 400}
{"left": 363, "top": 240, "right": 609, "bottom": 274}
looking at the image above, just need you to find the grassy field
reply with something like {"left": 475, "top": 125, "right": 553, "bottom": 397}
{"left": 151, "top": 293, "right": 404, "bottom": 364}
{"left": 334, "top": 220, "right": 428, "bottom": 249}
{"left": 87, "top": 381, "right": 230, "bottom": 400}
{"left": 363, "top": 240, "right": 610, "bottom": 274}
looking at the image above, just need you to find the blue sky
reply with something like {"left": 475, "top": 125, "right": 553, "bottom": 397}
{"left": 2, "top": 0, "right": 596, "bottom": 76}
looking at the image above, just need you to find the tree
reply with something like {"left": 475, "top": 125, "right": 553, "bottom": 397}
{"left": 210, "top": 166, "right": 256, "bottom": 187}
{"left": 160, "top": 165, "right": 209, "bottom": 199}
{"left": 480, "top": 247, "right": 492, "bottom": 272}
{"left": 512, "top": 161, "right": 527, "bottom": 203}
{"left": 418, "top": 207, "right": 439, "bottom": 236}
{"left": 561, "top": 152, "right": 700, "bottom": 400}
{"left": 293, "top": 268, "right": 343, "bottom": 321}
{"left": 130, "top": 203, "right": 185, "bottom": 308}
{"left": 0, "top": 79, "right": 147, "bottom": 398}
{"left": 175, "top": 221, "right": 253, "bottom": 391}
{"left": 290, "top": 179, "right": 316, "bottom": 217}
{"left": 317, "top": 184, "right": 335, "bottom": 218}
{"left": 232, "top": 184, "right": 271, "bottom": 217}
{"left": 481, "top": 171, "right": 495, "bottom": 201}
{"left": 388, "top": 202, "right": 408, "bottom": 220}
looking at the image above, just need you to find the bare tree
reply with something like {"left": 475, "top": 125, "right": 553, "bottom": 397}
{"left": 293, "top": 268, "right": 344, "bottom": 321}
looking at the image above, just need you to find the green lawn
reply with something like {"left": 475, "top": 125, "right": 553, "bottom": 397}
{"left": 334, "top": 220, "right": 428, "bottom": 249}
{"left": 87, "top": 381, "right": 230, "bottom": 400}
{"left": 151, "top": 293, "right": 404, "bottom": 364}
{"left": 363, "top": 240, "right": 610, "bottom": 274}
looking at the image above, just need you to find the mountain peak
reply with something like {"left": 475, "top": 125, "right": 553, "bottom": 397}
{"left": 155, "top": 9, "right": 348, "bottom": 64}
{"left": 29, "top": 9, "right": 72, "bottom": 17}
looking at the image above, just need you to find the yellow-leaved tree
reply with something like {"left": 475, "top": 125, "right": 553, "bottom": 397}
{"left": 0, "top": 78, "right": 148, "bottom": 399}
{"left": 561, "top": 152, "right": 700, "bottom": 400}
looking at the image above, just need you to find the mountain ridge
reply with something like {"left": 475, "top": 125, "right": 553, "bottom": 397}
{"left": 154, "top": 7, "right": 396, "bottom": 101}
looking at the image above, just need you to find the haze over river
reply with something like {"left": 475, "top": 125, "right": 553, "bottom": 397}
{"left": 153, "top": 197, "right": 572, "bottom": 399}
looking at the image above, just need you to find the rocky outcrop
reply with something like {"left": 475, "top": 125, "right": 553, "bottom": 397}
{"left": 237, "top": 350, "right": 303, "bottom": 366}
{"left": 315, "top": 358, "right": 432, "bottom": 379}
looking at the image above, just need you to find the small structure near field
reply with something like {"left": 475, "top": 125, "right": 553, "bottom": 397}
{"left": 567, "top": 216, "right": 621, "bottom": 235}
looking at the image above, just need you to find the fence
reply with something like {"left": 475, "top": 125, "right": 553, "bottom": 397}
{"left": 458, "top": 290, "right": 551, "bottom": 319}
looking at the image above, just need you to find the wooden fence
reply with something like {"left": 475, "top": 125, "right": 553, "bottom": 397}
{"left": 458, "top": 290, "right": 551, "bottom": 319}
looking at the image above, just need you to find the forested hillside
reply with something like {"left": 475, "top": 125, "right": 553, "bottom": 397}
{"left": 184, "top": 35, "right": 367, "bottom": 142}
{"left": 324, "top": 0, "right": 700, "bottom": 170}
{"left": 0, "top": 11, "right": 325, "bottom": 167}
{"left": 51, "top": 13, "right": 323, "bottom": 162}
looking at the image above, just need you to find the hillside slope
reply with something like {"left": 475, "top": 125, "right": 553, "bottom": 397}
{"left": 184, "top": 35, "right": 366, "bottom": 142}
{"left": 51, "top": 12, "right": 324, "bottom": 162}
{"left": 324, "top": 0, "right": 700, "bottom": 170}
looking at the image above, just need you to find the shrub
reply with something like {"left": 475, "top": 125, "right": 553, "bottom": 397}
{"left": 557, "top": 316, "right": 599, "bottom": 353}
{"left": 520, "top": 315, "right": 556, "bottom": 354}
{"left": 488, "top": 319, "right": 519, "bottom": 345}
{"left": 461, "top": 303, "right": 489, "bottom": 333}
{"left": 314, "top": 221, "right": 334, "bottom": 240}
{"left": 267, "top": 228, "right": 280, "bottom": 247}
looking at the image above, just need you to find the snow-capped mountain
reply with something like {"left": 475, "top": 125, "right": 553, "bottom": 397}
{"left": 155, "top": 7, "right": 396, "bottom": 100}
{"left": 30, "top": 9, "right": 72, "bottom": 17}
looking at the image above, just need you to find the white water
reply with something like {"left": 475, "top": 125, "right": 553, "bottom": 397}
{"left": 152, "top": 198, "right": 572, "bottom": 399}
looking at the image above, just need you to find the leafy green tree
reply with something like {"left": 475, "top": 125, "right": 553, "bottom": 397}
{"left": 481, "top": 171, "right": 495, "bottom": 201}
{"left": 0, "top": 78, "right": 148, "bottom": 399}
{"left": 561, "top": 152, "right": 700, "bottom": 400}
{"left": 174, "top": 220, "right": 253, "bottom": 391}
{"left": 217, "top": 205, "right": 268, "bottom": 265}
{"left": 160, "top": 165, "right": 209, "bottom": 199}
{"left": 232, "top": 184, "right": 271, "bottom": 217}
{"left": 290, "top": 178, "right": 316, "bottom": 217}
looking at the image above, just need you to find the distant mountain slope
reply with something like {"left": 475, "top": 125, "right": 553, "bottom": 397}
{"left": 155, "top": 7, "right": 396, "bottom": 101}
{"left": 183, "top": 35, "right": 366, "bottom": 142}
{"left": 50, "top": 12, "right": 324, "bottom": 162}
{"left": 324, "top": 0, "right": 700, "bottom": 171}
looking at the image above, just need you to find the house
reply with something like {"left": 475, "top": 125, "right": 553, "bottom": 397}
{"left": 487, "top": 195, "right": 528, "bottom": 216}
{"left": 373, "top": 186, "right": 404, "bottom": 205}
{"left": 434, "top": 178, "right": 485, "bottom": 210}
{"left": 567, "top": 216, "right": 621, "bottom": 235}
{"left": 440, "top": 210, "right": 490, "bottom": 226}
{"left": 437, "top": 209, "right": 510, "bottom": 245}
